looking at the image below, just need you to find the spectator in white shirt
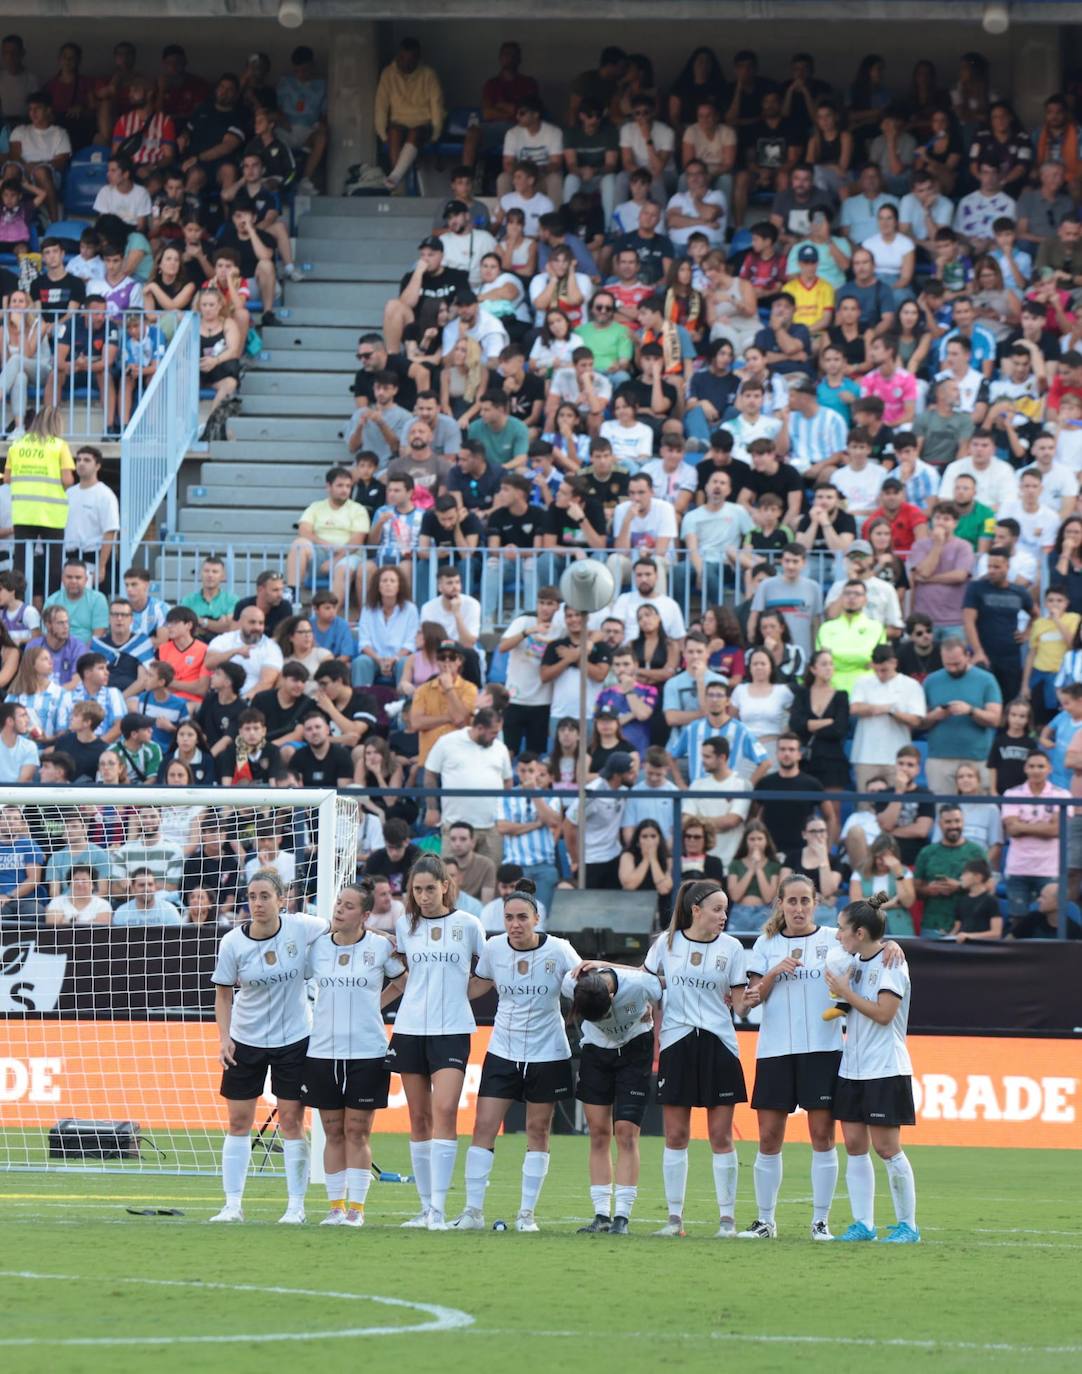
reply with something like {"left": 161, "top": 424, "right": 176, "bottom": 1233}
{"left": 608, "top": 473, "right": 678, "bottom": 592}
{"left": 640, "top": 433, "right": 698, "bottom": 516}
{"left": 10, "top": 89, "right": 70, "bottom": 221}
{"left": 997, "top": 470, "right": 1062, "bottom": 559}
{"left": 939, "top": 429, "right": 1020, "bottom": 509}
{"left": 830, "top": 428, "right": 888, "bottom": 520}
{"left": 610, "top": 556, "right": 686, "bottom": 641}
{"left": 546, "top": 345, "right": 611, "bottom": 435}
{"left": 205, "top": 605, "right": 284, "bottom": 699}
{"left": 423, "top": 708, "right": 513, "bottom": 866}
{"left": 495, "top": 161, "right": 554, "bottom": 238}
{"left": 92, "top": 154, "right": 152, "bottom": 231}
{"left": 437, "top": 200, "right": 499, "bottom": 288}
{"left": 498, "top": 96, "right": 563, "bottom": 204}
{"left": 442, "top": 287, "right": 509, "bottom": 365}
{"left": 0, "top": 701, "right": 38, "bottom": 782}
{"left": 63, "top": 445, "right": 119, "bottom": 586}
{"left": 953, "top": 161, "right": 1017, "bottom": 253}
{"left": 618, "top": 94, "right": 676, "bottom": 205}
{"left": 665, "top": 159, "right": 726, "bottom": 249}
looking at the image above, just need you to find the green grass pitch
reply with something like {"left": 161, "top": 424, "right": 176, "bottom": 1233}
{"left": 1, "top": 1136, "right": 1077, "bottom": 1374}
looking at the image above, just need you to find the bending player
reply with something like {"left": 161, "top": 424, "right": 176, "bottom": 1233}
{"left": 301, "top": 881, "right": 407, "bottom": 1228}
{"left": 387, "top": 853, "right": 486, "bottom": 1230}
{"left": 645, "top": 879, "right": 753, "bottom": 1238}
{"left": 450, "top": 880, "right": 580, "bottom": 1233}
{"left": 826, "top": 892, "right": 920, "bottom": 1243}
{"left": 563, "top": 959, "right": 663, "bottom": 1235}
{"left": 210, "top": 868, "right": 327, "bottom": 1224}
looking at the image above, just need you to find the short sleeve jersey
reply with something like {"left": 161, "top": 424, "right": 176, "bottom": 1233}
{"left": 644, "top": 931, "right": 746, "bottom": 1053}
{"left": 837, "top": 948, "right": 912, "bottom": 1080}
{"left": 747, "top": 925, "right": 846, "bottom": 1057}
{"left": 560, "top": 966, "right": 662, "bottom": 1049}
{"left": 211, "top": 912, "right": 328, "bottom": 1048}
{"left": 476, "top": 933, "right": 580, "bottom": 1062}
{"left": 392, "top": 909, "right": 487, "bottom": 1035}
{"left": 305, "top": 930, "right": 405, "bottom": 1059}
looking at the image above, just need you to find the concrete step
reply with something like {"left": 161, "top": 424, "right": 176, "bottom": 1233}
{"left": 243, "top": 371, "right": 350, "bottom": 397}
{"left": 228, "top": 416, "right": 349, "bottom": 442}
{"left": 293, "top": 216, "right": 433, "bottom": 241}
{"left": 200, "top": 461, "right": 329, "bottom": 488}
{"left": 261, "top": 325, "right": 359, "bottom": 351}
{"left": 177, "top": 507, "right": 300, "bottom": 537}
{"left": 240, "top": 394, "right": 348, "bottom": 418}
{"left": 302, "top": 196, "right": 445, "bottom": 218}
{"left": 206, "top": 439, "right": 347, "bottom": 462}
{"left": 281, "top": 281, "right": 396, "bottom": 312}
{"left": 190, "top": 482, "right": 319, "bottom": 508}
{"left": 251, "top": 349, "right": 355, "bottom": 373}
{"left": 271, "top": 305, "right": 378, "bottom": 329}
{"left": 294, "top": 237, "right": 415, "bottom": 272}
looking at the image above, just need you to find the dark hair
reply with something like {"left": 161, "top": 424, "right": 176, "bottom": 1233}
{"left": 570, "top": 971, "right": 614, "bottom": 1024}
{"left": 839, "top": 890, "right": 890, "bottom": 941}
{"left": 404, "top": 853, "right": 458, "bottom": 931}
{"left": 666, "top": 877, "right": 724, "bottom": 948}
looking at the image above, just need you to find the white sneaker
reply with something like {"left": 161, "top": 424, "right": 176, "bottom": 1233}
{"left": 653, "top": 1219, "right": 686, "bottom": 1237}
{"left": 811, "top": 1219, "right": 834, "bottom": 1241}
{"left": 737, "top": 1218, "right": 777, "bottom": 1239}
{"left": 515, "top": 1209, "right": 540, "bottom": 1233}
{"left": 278, "top": 1205, "right": 306, "bottom": 1225}
{"left": 319, "top": 1207, "right": 345, "bottom": 1227}
{"left": 401, "top": 1209, "right": 430, "bottom": 1228}
{"left": 714, "top": 1219, "right": 737, "bottom": 1238}
{"left": 297, "top": 178, "right": 319, "bottom": 196}
{"left": 209, "top": 1203, "right": 243, "bottom": 1223}
{"left": 342, "top": 1207, "right": 366, "bottom": 1228}
{"left": 451, "top": 1207, "right": 485, "bottom": 1230}
{"left": 426, "top": 1210, "right": 449, "bottom": 1231}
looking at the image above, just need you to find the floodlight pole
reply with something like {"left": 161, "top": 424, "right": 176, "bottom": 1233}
{"left": 577, "top": 629, "right": 588, "bottom": 889}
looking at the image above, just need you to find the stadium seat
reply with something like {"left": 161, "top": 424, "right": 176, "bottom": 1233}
{"left": 43, "top": 219, "right": 88, "bottom": 247}
{"left": 429, "top": 107, "right": 480, "bottom": 161}
{"left": 63, "top": 147, "right": 109, "bottom": 217}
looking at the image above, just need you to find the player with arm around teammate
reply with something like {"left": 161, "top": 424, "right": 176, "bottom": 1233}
{"left": 387, "top": 853, "right": 487, "bottom": 1231}
{"left": 210, "top": 867, "right": 327, "bottom": 1224}
{"left": 450, "top": 879, "right": 581, "bottom": 1233}
{"left": 563, "top": 958, "right": 663, "bottom": 1236}
{"left": 301, "top": 880, "right": 408, "bottom": 1228}
{"left": 645, "top": 879, "right": 754, "bottom": 1238}
{"left": 825, "top": 891, "right": 919, "bottom": 1243}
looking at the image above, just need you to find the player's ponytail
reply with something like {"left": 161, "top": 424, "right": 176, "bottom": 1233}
{"left": 840, "top": 890, "right": 889, "bottom": 941}
{"left": 404, "top": 853, "right": 458, "bottom": 931}
{"left": 340, "top": 878, "right": 376, "bottom": 914}
{"left": 666, "top": 878, "right": 724, "bottom": 948}
{"left": 764, "top": 872, "right": 819, "bottom": 938}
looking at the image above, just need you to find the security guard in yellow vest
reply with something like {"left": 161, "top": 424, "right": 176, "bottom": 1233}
{"left": 3, "top": 405, "right": 75, "bottom": 596}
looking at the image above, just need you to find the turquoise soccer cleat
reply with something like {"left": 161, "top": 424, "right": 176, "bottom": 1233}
{"left": 836, "top": 1221, "right": 878, "bottom": 1242}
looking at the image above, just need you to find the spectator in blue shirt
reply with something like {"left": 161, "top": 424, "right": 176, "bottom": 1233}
{"left": 753, "top": 293, "right": 813, "bottom": 376}
{"left": 111, "top": 868, "right": 184, "bottom": 926}
{"left": 0, "top": 802, "right": 45, "bottom": 920}
{"left": 275, "top": 45, "right": 328, "bottom": 196}
{"left": 310, "top": 590, "right": 355, "bottom": 661}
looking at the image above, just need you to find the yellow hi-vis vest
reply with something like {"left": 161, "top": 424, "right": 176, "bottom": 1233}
{"left": 6, "top": 435, "right": 73, "bottom": 529}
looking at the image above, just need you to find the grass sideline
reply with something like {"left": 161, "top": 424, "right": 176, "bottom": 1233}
{"left": 1, "top": 1137, "right": 1077, "bottom": 1374}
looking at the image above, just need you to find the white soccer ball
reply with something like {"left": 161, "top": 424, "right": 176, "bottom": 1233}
{"left": 559, "top": 559, "right": 615, "bottom": 614}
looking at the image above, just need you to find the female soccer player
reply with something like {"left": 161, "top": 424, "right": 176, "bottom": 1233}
{"left": 563, "top": 960, "right": 663, "bottom": 1235}
{"left": 210, "top": 868, "right": 327, "bottom": 1224}
{"left": 389, "top": 853, "right": 487, "bottom": 1231}
{"left": 451, "top": 880, "right": 580, "bottom": 1233}
{"left": 302, "top": 881, "right": 407, "bottom": 1228}
{"left": 644, "top": 879, "right": 753, "bottom": 1238}
{"left": 826, "top": 892, "right": 919, "bottom": 1243}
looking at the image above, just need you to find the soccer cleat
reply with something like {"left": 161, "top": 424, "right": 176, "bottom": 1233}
{"left": 209, "top": 1203, "right": 244, "bottom": 1223}
{"left": 822, "top": 1003, "right": 850, "bottom": 1022}
{"left": 426, "top": 1210, "right": 449, "bottom": 1231}
{"left": 653, "top": 1219, "right": 686, "bottom": 1237}
{"left": 836, "top": 1221, "right": 878, "bottom": 1242}
{"left": 737, "top": 1218, "right": 777, "bottom": 1239}
{"left": 811, "top": 1220, "right": 834, "bottom": 1241}
{"left": 714, "top": 1219, "right": 737, "bottom": 1238}
{"left": 881, "top": 1222, "right": 921, "bottom": 1244}
{"left": 515, "top": 1209, "right": 540, "bottom": 1233}
{"left": 609, "top": 1215, "right": 630, "bottom": 1236}
{"left": 401, "top": 1209, "right": 431, "bottom": 1228}
{"left": 277, "top": 1205, "right": 306, "bottom": 1225}
{"left": 577, "top": 1213, "right": 611, "bottom": 1234}
{"left": 450, "top": 1208, "right": 486, "bottom": 1230}
{"left": 341, "top": 1207, "right": 366, "bottom": 1229}
{"left": 319, "top": 1208, "right": 346, "bottom": 1227}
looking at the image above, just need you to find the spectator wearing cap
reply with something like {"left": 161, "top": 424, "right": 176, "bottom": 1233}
{"left": 423, "top": 706, "right": 513, "bottom": 867}
{"left": 442, "top": 287, "right": 509, "bottom": 366}
{"left": 437, "top": 199, "right": 499, "bottom": 288}
{"left": 824, "top": 541, "right": 904, "bottom": 639}
{"left": 383, "top": 236, "right": 470, "bottom": 355}
{"left": 786, "top": 375, "right": 848, "bottom": 479}
{"left": 409, "top": 639, "right": 478, "bottom": 766}
{"left": 862, "top": 477, "right": 928, "bottom": 553}
{"left": 563, "top": 750, "right": 636, "bottom": 889}
{"left": 374, "top": 36, "right": 445, "bottom": 194}
{"left": 784, "top": 244, "right": 835, "bottom": 338}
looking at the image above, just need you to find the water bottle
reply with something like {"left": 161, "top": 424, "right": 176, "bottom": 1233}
{"left": 190, "top": 486, "right": 207, "bottom": 499}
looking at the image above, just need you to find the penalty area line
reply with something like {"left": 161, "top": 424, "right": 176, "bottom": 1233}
{"left": 469, "top": 1329, "right": 1082, "bottom": 1355}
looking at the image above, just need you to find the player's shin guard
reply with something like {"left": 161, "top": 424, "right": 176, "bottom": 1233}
{"left": 753, "top": 1150, "right": 783, "bottom": 1225}
{"left": 662, "top": 1146, "right": 688, "bottom": 1218}
{"left": 712, "top": 1149, "right": 739, "bottom": 1219}
{"left": 520, "top": 1151, "right": 549, "bottom": 1213}
{"left": 282, "top": 1137, "right": 310, "bottom": 1206}
{"left": 409, "top": 1139, "right": 433, "bottom": 1211}
{"left": 430, "top": 1138, "right": 459, "bottom": 1216}
{"left": 884, "top": 1151, "right": 916, "bottom": 1228}
{"left": 811, "top": 1147, "right": 839, "bottom": 1225}
{"left": 221, "top": 1133, "right": 252, "bottom": 1206}
{"left": 346, "top": 1168, "right": 373, "bottom": 1209}
{"left": 846, "top": 1151, "right": 876, "bottom": 1229}
{"left": 465, "top": 1145, "right": 495, "bottom": 1211}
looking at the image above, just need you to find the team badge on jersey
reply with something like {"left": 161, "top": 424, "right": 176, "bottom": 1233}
{"left": 690, "top": 951, "right": 703, "bottom": 966}
{"left": 517, "top": 959, "right": 529, "bottom": 974}
{"left": 264, "top": 950, "right": 277, "bottom": 965}
{"left": 452, "top": 926, "right": 463, "bottom": 941}
{"left": 286, "top": 942, "right": 298, "bottom": 959}
{"left": 363, "top": 951, "right": 375, "bottom": 966}
{"left": 816, "top": 945, "right": 828, "bottom": 960}
{"left": 431, "top": 927, "right": 442, "bottom": 941}
{"left": 338, "top": 953, "right": 351, "bottom": 966}
{"left": 868, "top": 972, "right": 878, "bottom": 986}
{"left": 716, "top": 956, "right": 727, "bottom": 970}
{"left": 545, "top": 960, "right": 556, "bottom": 974}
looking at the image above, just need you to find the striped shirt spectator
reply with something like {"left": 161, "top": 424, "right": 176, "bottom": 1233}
{"left": 680, "top": 713, "right": 768, "bottom": 783}
{"left": 497, "top": 791, "right": 556, "bottom": 866}
{"left": 11, "top": 682, "right": 65, "bottom": 738}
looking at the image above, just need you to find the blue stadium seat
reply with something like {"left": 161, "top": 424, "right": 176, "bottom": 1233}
{"left": 43, "top": 219, "right": 88, "bottom": 247}
{"left": 64, "top": 148, "right": 109, "bottom": 217}
{"left": 430, "top": 107, "right": 480, "bottom": 160}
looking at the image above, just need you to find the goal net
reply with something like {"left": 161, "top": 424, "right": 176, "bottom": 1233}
{"left": 0, "top": 785, "right": 359, "bottom": 1175}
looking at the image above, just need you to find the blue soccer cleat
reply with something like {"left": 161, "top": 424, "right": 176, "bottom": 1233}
{"left": 881, "top": 1222, "right": 921, "bottom": 1243}
{"left": 836, "top": 1221, "right": 878, "bottom": 1242}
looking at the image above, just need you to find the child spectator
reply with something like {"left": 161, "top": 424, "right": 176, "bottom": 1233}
{"left": 950, "top": 858, "right": 1004, "bottom": 942}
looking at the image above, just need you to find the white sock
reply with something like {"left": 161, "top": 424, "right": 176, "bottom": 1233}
{"left": 884, "top": 1151, "right": 917, "bottom": 1228}
{"left": 429, "top": 1138, "right": 458, "bottom": 1216}
{"left": 811, "top": 1148, "right": 839, "bottom": 1225}
{"left": 590, "top": 1183, "right": 611, "bottom": 1217}
{"left": 465, "top": 1145, "right": 494, "bottom": 1212}
{"left": 346, "top": 1168, "right": 372, "bottom": 1207}
{"left": 221, "top": 1134, "right": 251, "bottom": 1206}
{"left": 520, "top": 1151, "right": 549, "bottom": 1213}
{"left": 614, "top": 1184, "right": 637, "bottom": 1220}
{"left": 662, "top": 1146, "right": 688, "bottom": 1218}
{"left": 752, "top": 1151, "right": 783, "bottom": 1224}
{"left": 387, "top": 142, "right": 418, "bottom": 186}
{"left": 712, "top": 1149, "right": 739, "bottom": 1220}
{"left": 846, "top": 1152, "right": 876, "bottom": 1229}
{"left": 325, "top": 1168, "right": 347, "bottom": 1203}
{"left": 282, "top": 1137, "right": 309, "bottom": 1207}
{"left": 409, "top": 1139, "right": 432, "bottom": 1212}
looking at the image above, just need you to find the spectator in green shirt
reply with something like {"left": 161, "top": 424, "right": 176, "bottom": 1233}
{"left": 468, "top": 389, "right": 530, "bottom": 469}
{"left": 950, "top": 473, "right": 997, "bottom": 551}
{"left": 181, "top": 554, "right": 237, "bottom": 638}
{"left": 43, "top": 559, "right": 109, "bottom": 643}
{"left": 913, "top": 803, "right": 988, "bottom": 934}
{"left": 575, "top": 289, "right": 633, "bottom": 386}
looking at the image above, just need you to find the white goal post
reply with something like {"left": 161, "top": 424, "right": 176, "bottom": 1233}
{"left": 0, "top": 785, "right": 359, "bottom": 1175}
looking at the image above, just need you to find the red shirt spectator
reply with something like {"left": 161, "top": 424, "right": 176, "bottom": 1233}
{"left": 863, "top": 500, "right": 927, "bottom": 553}
{"left": 113, "top": 109, "right": 177, "bottom": 165}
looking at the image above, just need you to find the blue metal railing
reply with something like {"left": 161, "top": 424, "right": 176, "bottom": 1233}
{"left": 119, "top": 314, "right": 200, "bottom": 571}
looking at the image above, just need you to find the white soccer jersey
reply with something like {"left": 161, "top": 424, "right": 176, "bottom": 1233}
{"left": 212, "top": 912, "right": 327, "bottom": 1048}
{"left": 644, "top": 931, "right": 746, "bottom": 1053}
{"left": 747, "top": 926, "right": 846, "bottom": 1058}
{"left": 476, "top": 933, "right": 580, "bottom": 1063}
{"left": 391, "top": 909, "right": 487, "bottom": 1036}
{"left": 838, "top": 948, "right": 912, "bottom": 1081}
{"left": 305, "top": 930, "right": 405, "bottom": 1060}
{"left": 560, "top": 966, "right": 662, "bottom": 1049}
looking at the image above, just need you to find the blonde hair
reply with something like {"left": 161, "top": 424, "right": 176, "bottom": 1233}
{"left": 763, "top": 871, "right": 818, "bottom": 938}
{"left": 456, "top": 336, "right": 485, "bottom": 401}
{"left": 25, "top": 405, "right": 65, "bottom": 440}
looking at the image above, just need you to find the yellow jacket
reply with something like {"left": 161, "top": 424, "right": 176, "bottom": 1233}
{"left": 4, "top": 434, "right": 74, "bottom": 529}
{"left": 374, "top": 62, "right": 445, "bottom": 141}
